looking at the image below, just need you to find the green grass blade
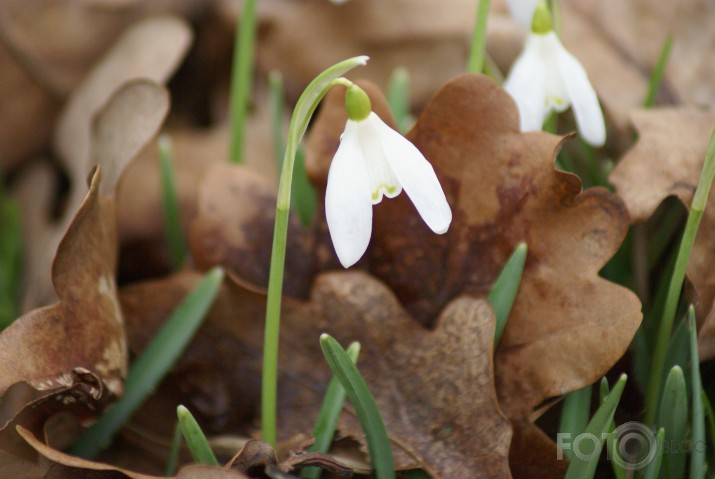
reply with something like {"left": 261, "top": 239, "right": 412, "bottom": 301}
{"left": 228, "top": 0, "right": 257, "bottom": 164}
{"left": 466, "top": 0, "right": 491, "bottom": 74}
{"left": 166, "top": 420, "right": 182, "bottom": 475}
{"left": 559, "top": 385, "right": 591, "bottom": 461}
{"left": 319, "top": 334, "right": 394, "bottom": 479}
{"left": 291, "top": 146, "right": 317, "bottom": 227}
{"left": 177, "top": 405, "right": 219, "bottom": 466}
{"left": 302, "top": 342, "right": 360, "bottom": 479}
{"left": 689, "top": 306, "right": 706, "bottom": 479}
{"left": 0, "top": 195, "right": 21, "bottom": 330}
{"left": 645, "top": 128, "right": 715, "bottom": 425}
{"left": 565, "top": 374, "right": 627, "bottom": 479}
{"left": 269, "top": 70, "right": 286, "bottom": 173}
{"left": 658, "top": 365, "right": 688, "bottom": 479}
{"left": 489, "top": 242, "right": 527, "bottom": 347}
{"left": 387, "top": 67, "right": 412, "bottom": 133}
{"left": 69, "top": 267, "right": 224, "bottom": 458}
{"left": 702, "top": 391, "right": 715, "bottom": 468}
{"left": 643, "top": 36, "right": 673, "bottom": 108}
{"left": 159, "top": 135, "right": 187, "bottom": 269}
{"left": 643, "top": 428, "right": 665, "bottom": 479}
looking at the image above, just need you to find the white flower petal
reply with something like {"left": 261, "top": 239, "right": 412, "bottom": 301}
{"left": 507, "top": 0, "right": 540, "bottom": 29}
{"left": 555, "top": 41, "right": 606, "bottom": 146}
{"left": 326, "top": 121, "right": 373, "bottom": 268}
{"left": 356, "top": 118, "right": 402, "bottom": 204}
{"left": 370, "top": 114, "right": 452, "bottom": 234}
{"left": 504, "top": 36, "right": 548, "bottom": 132}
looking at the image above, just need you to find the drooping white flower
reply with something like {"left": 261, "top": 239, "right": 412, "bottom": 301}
{"left": 326, "top": 85, "right": 452, "bottom": 268}
{"left": 507, "top": 0, "right": 540, "bottom": 29}
{"left": 503, "top": 3, "right": 606, "bottom": 146}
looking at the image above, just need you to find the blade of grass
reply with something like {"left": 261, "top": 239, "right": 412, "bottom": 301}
{"left": 387, "top": 67, "right": 412, "bottom": 133}
{"left": 599, "top": 382, "right": 626, "bottom": 479}
{"left": 319, "top": 334, "right": 394, "bottom": 479}
{"left": 69, "top": 267, "right": 224, "bottom": 458}
{"left": 658, "top": 365, "right": 688, "bottom": 479}
{"left": 642, "top": 428, "right": 665, "bottom": 479}
{"left": 166, "top": 420, "right": 182, "bottom": 476}
{"left": 177, "top": 405, "right": 219, "bottom": 466}
{"left": 559, "top": 385, "right": 591, "bottom": 461}
{"left": 466, "top": 0, "right": 491, "bottom": 74}
{"left": 488, "top": 242, "right": 527, "bottom": 347}
{"left": 689, "top": 306, "right": 706, "bottom": 479}
{"left": 643, "top": 36, "right": 674, "bottom": 108}
{"left": 565, "top": 374, "right": 627, "bottom": 479}
{"left": 645, "top": 128, "right": 715, "bottom": 425}
{"left": 291, "top": 146, "right": 317, "bottom": 227}
{"left": 228, "top": 0, "right": 257, "bottom": 164}
{"left": 269, "top": 70, "right": 286, "bottom": 172}
{"left": 301, "top": 342, "right": 360, "bottom": 479}
{"left": 159, "top": 135, "right": 187, "bottom": 269}
{"left": 701, "top": 391, "right": 715, "bottom": 468}
{"left": 0, "top": 195, "right": 21, "bottom": 330}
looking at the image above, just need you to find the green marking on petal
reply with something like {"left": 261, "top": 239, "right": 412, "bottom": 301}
{"left": 371, "top": 184, "right": 399, "bottom": 202}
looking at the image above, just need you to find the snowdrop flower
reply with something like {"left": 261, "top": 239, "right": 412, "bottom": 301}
{"left": 326, "top": 83, "right": 452, "bottom": 268}
{"left": 504, "top": 1, "right": 606, "bottom": 146}
{"left": 507, "top": 0, "right": 540, "bottom": 29}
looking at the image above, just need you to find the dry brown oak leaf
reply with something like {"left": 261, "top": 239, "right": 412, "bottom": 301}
{"left": 0, "top": 168, "right": 124, "bottom": 452}
{"left": 303, "top": 74, "right": 642, "bottom": 475}
{"left": 119, "top": 270, "right": 512, "bottom": 478}
{"left": 10, "top": 425, "right": 250, "bottom": 479}
{"left": 609, "top": 108, "right": 715, "bottom": 359}
{"left": 18, "top": 15, "right": 190, "bottom": 311}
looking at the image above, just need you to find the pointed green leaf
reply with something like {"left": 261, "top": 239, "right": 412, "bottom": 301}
{"left": 319, "top": 334, "right": 394, "bottom": 479}
{"left": 177, "top": 405, "right": 218, "bottom": 466}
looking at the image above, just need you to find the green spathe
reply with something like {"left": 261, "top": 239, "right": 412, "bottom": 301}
{"left": 531, "top": 0, "right": 553, "bottom": 35}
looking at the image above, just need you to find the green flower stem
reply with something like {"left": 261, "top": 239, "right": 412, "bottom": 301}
{"left": 262, "top": 56, "right": 369, "bottom": 447}
{"left": 159, "top": 135, "right": 186, "bottom": 269}
{"left": 228, "top": 0, "right": 257, "bottom": 164}
{"left": 467, "top": 0, "right": 491, "bottom": 74}
{"left": 643, "top": 35, "right": 673, "bottom": 108}
{"left": 645, "top": 128, "right": 715, "bottom": 425}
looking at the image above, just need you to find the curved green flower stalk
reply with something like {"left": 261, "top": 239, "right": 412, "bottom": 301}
{"left": 262, "top": 55, "right": 369, "bottom": 447}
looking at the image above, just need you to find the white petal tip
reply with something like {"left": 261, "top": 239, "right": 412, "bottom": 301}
{"left": 357, "top": 55, "right": 369, "bottom": 65}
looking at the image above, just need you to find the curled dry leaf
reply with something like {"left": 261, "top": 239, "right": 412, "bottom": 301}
{"left": 609, "top": 108, "right": 715, "bottom": 359}
{"left": 0, "top": 168, "right": 123, "bottom": 457}
{"left": 306, "top": 75, "right": 641, "bottom": 474}
{"left": 16, "top": 426, "right": 251, "bottom": 479}
{"left": 610, "top": 108, "right": 715, "bottom": 222}
{"left": 18, "top": 14, "right": 189, "bottom": 310}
